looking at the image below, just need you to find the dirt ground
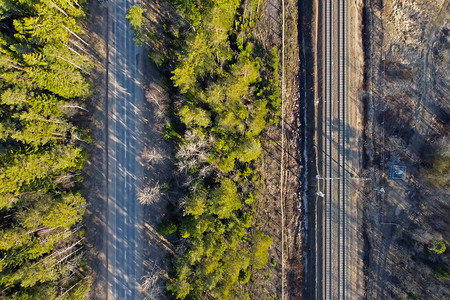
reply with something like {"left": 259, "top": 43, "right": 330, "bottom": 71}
{"left": 363, "top": 0, "right": 450, "bottom": 299}
{"left": 346, "top": 0, "right": 366, "bottom": 298}
{"left": 251, "top": 0, "right": 303, "bottom": 299}
{"left": 81, "top": 1, "right": 109, "bottom": 298}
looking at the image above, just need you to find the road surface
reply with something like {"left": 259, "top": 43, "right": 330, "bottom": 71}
{"left": 106, "top": 0, "right": 144, "bottom": 298}
{"left": 315, "top": 0, "right": 356, "bottom": 298}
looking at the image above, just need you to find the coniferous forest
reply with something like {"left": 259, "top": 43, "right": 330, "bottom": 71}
{"left": 0, "top": 0, "right": 92, "bottom": 298}
{"left": 0, "top": 0, "right": 285, "bottom": 297}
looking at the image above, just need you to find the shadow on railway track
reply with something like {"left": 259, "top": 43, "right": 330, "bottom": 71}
{"left": 297, "top": 0, "right": 316, "bottom": 299}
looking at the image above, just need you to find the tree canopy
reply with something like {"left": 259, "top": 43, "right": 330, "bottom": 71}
{"left": 0, "top": 0, "right": 91, "bottom": 298}
{"left": 156, "top": 0, "right": 282, "bottom": 297}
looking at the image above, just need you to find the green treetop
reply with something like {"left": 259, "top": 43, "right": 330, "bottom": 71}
{"left": 209, "top": 178, "right": 241, "bottom": 219}
{"left": 126, "top": 5, "right": 146, "bottom": 32}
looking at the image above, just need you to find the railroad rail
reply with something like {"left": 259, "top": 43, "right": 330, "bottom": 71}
{"left": 316, "top": 0, "right": 349, "bottom": 298}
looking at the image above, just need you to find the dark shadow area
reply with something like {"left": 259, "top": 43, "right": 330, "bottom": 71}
{"left": 82, "top": 1, "right": 110, "bottom": 299}
{"left": 298, "top": 0, "right": 316, "bottom": 298}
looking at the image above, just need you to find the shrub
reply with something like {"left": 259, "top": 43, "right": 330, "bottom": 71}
{"left": 245, "top": 192, "right": 254, "bottom": 204}
{"left": 428, "top": 240, "right": 446, "bottom": 255}
{"left": 157, "top": 219, "right": 177, "bottom": 235}
{"left": 425, "top": 139, "right": 450, "bottom": 187}
{"left": 164, "top": 122, "right": 181, "bottom": 140}
{"left": 431, "top": 265, "right": 450, "bottom": 280}
{"left": 251, "top": 230, "right": 273, "bottom": 269}
{"left": 270, "top": 257, "right": 277, "bottom": 267}
{"left": 407, "top": 292, "right": 420, "bottom": 300}
{"left": 126, "top": 5, "right": 145, "bottom": 32}
{"left": 239, "top": 269, "right": 251, "bottom": 284}
{"left": 236, "top": 138, "right": 262, "bottom": 163}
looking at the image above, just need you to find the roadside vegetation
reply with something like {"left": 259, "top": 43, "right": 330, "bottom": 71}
{"left": 128, "top": 0, "right": 282, "bottom": 298}
{"left": 0, "top": 0, "right": 92, "bottom": 298}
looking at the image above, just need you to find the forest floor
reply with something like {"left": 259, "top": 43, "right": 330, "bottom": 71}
{"left": 251, "top": 0, "right": 303, "bottom": 298}
{"left": 139, "top": 0, "right": 304, "bottom": 297}
{"left": 133, "top": 0, "right": 305, "bottom": 298}
{"left": 134, "top": 1, "right": 184, "bottom": 298}
{"left": 363, "top": 0, "right": 450, "bottom": 299}
{"left": 82, "top": 1, "right": 109, "bottom": 299}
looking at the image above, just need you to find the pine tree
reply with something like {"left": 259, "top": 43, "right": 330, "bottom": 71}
{"left": 236, "top": 137, "right": 261, "bottom": 162}
{"left": 126, "top": 5, "right": 145, "bottom": 32}
{"left": 0, "top": 145, "right": 84, "bottom": 208}
{"left": 208, "top": 178, "right": 241, "bottom": 219}
{"left": 0, "top": 0, "right": 90, "bottom": 296}
{"left": 184, "top": 187, "right": 208, "bottom": 216}
{"left": 179, "top": 104, "right": 211, "bottom": 128}
{"left": 43, "top": 193, "right": 86, "bottom": 229}
{"left": 250, "top": 230, "right": 272, "bottom": 269}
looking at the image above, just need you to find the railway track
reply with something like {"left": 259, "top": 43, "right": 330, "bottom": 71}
{"left": 316, "top": 0, "right": 349, "bottom": 298}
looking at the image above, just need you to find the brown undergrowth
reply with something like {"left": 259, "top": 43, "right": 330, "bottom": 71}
{"left": 363, "top": 0, "right": 450, "bottom": 299}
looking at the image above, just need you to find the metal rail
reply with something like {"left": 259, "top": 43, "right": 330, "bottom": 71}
{"left": 320, "top": 0, "right": 348, "bottom": 298}
{"left": 323, "top": 0, "right": 332, "bottom": 298}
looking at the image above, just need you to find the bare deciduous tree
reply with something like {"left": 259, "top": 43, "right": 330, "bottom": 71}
{"left": 145, "top": 85, "right": 169, "bottom": 122}
{"left": 140, "top": 261, "right": 164, "bottom": 299}
{"left": 138, "top": 182, "right": 163, "bottom": 205}
{"left": 142, "top": 146, "right": 164, "bottom": 165}
{"left": 176, "top": 130, "right": 214, "bottom": 174}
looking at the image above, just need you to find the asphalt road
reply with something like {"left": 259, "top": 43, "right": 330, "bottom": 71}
{"left": 106, "top": 0, "right": 144, "bottom": 298}
{"left": 315, "top": 0, "right": 351, "bottom": 298}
